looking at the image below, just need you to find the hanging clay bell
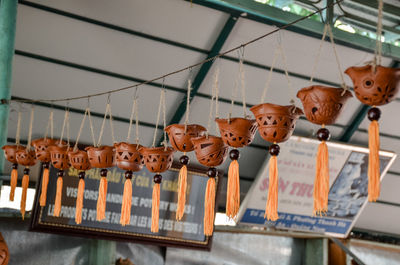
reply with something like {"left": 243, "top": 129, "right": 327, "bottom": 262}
{"left": 215, "top": 118, "right": 257, "bottom": 148}
{"left": 345, "top": 65, "right": 400, "bottom": 106}
{"left": 165, "top": 124, "right": 207, "bottom": 152}
{"left": 114, "top": 142, "right": 143, "bottom": 172}
{"left": 15, "top": 148, "right": 36, "bottom": 167}
{"left": 85, "top": 146, "right": 114, "bottom": 169}
{"left": 297, "top": 85, "right": 352, "bottom": 125}
{"left": 2, "top": 145, "right": 24, "bottom": 201}
{"left": 345, "top": 65, "right": 400, "bottom": 203}
{"left": 2, "top": 145, "right": 24, "bottom": 164}
{"left": 32, "top": 138, "right": 59, "bottom": 163}
{"left": 215, "top": 117, "right": 257, "bottom": 219}
{"left": 85, "top": 146, "right": 114, "bottom": 221}
{"left": 68, "top": 149, "right": 91, "bottom": 171}
{"left": 191, "top": 135, "right": 228, "bottom": 167}
{"left": 250, "top": 103, "right": 303, "bottom": 143}
{"left": 15, "top": 147, "right": 36, "bottom": 219}
{"left": 49, "top": 145, "right": 70, "bottom": 170}
{"left": 165, "top": 124, "right": 206, "bottom": 221}
{"left": 139, "top": 146, "right": 175, "bottom": 173}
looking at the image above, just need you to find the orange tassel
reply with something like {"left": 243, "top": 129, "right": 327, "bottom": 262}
{"left": 9, "top": 168, "right": 18, "bottom": 201}
{"left": 176, "top": 165, "right": 187, "bottom": 221}
{"left": 226, "top": 159, "right": 240, "bottom": 219}
{"left": 313, "top": 141, "right": 329, "bottom": 216}
{"left": 120, "top": 178, "right": 132, "bottom": 226}
{"left": 151, "top": 183, "right": 160, "bottom": 233}
{"left": 75, "top": 178, "right": 85, "bottom": 224}
{"left": 20, "top": 173, "right": 29, "bottom": 220}
{"left": 39, "top": 167, "right": 50, "bottom": 206}
{"left": 264, "top": 155, "right": 279, "bottom": 221}
{"left": 204, "top": 177, "right": 216, "bottom": 236}
{"left": 54, "top": 176, "right": 63, "bottom": 217}
{"left": 96, "top": 176, "right": 108, "bottom": 221}
{"left": 368, "top": 120, "right": 380, "bottom": 202}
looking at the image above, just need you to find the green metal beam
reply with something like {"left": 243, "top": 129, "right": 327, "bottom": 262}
{"left": 0, "top": 0, "right": 18, "bottom": 174}
{"left": 190, "top": 0, "right": 400, "bottom": 61}
{"left": 166, "top": 15, "right": 237, "bottom": 127}
{"left": 349, "top": 0, "right": 400, "bottom": 18}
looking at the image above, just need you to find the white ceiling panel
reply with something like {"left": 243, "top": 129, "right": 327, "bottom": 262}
{"left": 26, "top": 0, "right": 228, "bottom": 50}
{"left": 355, "top": 202, "right": 400, "bottom": 235}
{"left": 11, "top": 55, "right": 183, "bottom": 126}
{"left": 220, "top": 18, "right": 393, "bottom": 87}
{"left": 15, "top": 4, "right": 203, "bottom": 89}
{"left": 380, "top": 173, "right": 400, "bottom": 204}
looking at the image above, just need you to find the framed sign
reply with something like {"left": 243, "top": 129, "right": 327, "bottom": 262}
{"left": 30, "top": 164, "right": 220, "bottom": 250}
{"left": 238, "top": 136, "right": 397, "bottom": 237}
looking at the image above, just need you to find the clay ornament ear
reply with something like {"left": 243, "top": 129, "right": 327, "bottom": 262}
{"left": 296, "top": 90, "right": 306, "bottom": 101}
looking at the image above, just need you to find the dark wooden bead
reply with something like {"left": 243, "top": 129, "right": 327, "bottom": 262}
{"left": 43, "top": 162, "right": 50, "bottom": 169}
{"left": 57, "top": 170, "right": 65, "bottom": 177}
{"left": 179, "top": 155, "right": 189, "bottom": 165}
{"left": 269, "top": 144, "right": 280, "bottom": 156}
{"left": 154, "top": 174, "right": 162, "bottom": 184}
{"left": 368, "top": 107, "right": 381, "bottom": 121}
{"left": 207, "top": 167, "right": 217, "bottom": 178}
{"left": 23, "top": 168, "right": 30, "bottom": 175}
{"left": 125, "top": 170, "right": 133, "bottom": 180}
{"left": 317, "top": 128, "right": 331, "bottom": 141}
{"left": 78, "top": 171, "right": 85, "bottom": 179}
{"left": 12, "top": 163, "right": 18, "bottom": 170}
{"left": 100, "top": 168, "right": 108, "bottom": 177}
{"left": 229, "top": 149, "right": 240, "bottom": 160}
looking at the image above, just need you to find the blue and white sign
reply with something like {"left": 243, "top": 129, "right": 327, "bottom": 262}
{"left": 238, "top": 136, "right": 396, "bottom": 237}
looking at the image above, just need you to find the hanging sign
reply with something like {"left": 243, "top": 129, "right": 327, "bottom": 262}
{"left": 30, "top": 164, "right": 218, "bottom": 249}
{"left": 238, "top": 136, "right": 396, "bottom": 237}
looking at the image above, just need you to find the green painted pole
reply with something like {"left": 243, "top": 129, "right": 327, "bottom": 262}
{"left": 0, "top": 0, "right": 18, "bottom": 174}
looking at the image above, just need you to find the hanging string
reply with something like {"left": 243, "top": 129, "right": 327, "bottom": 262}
{"left": 15, "top": 104, "right": 22, "bottom": 146}
{"left": 184, "top": 73, "right": 192, "bottom": 133}
{"left": 126, "top": 88, "right": 139, "bottom": 144}
{"left": 260, "top": 47, "right": 280, "bottom": 103}
{"left": 310, "top": 25, "right": 328, "bottom": 83}
{"left": 214, "top": 69, "right": 220, "bottom": 121}
{"left": 152, "top": 80, "right": 166, "bottom": 147}
{"left": 26, "top": 106, "right": 35, "bottom": 149}
{"left": 74, "top": 107, "right": 96, "bottom": 151}
{"left": 238, "top": 47, "right": 247, "bottom": 118}
{"left": 9, "top": 1, "right": 342, "bottom": 105}
{"left": 162, "top": 85, "right": 167, "bottom": 149}
{"left": 277, "top": 37, "right": 295, "bottom": 105}
{"left": 206, "top": 68, "right": 219, "bottom": 137}
{"left": 59, "top": 106, "right": 70, "bottom": 147}
{"left": 44, "top": 110, "right": 54, "bottom": 140}
{"left": 326, "top": 25, "right": 348, "bottom": 92}
{"left": 374, "top": 0, "right": 384, "bottom": 68}
{"left": 97, "top": 95, "right": 116, "bottom": 147}
{"left": 228, "top": 72, "right": 239, "bottom": 122}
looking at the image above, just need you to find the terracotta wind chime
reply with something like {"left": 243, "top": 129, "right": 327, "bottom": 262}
{"left": 68, "top": 102, "right": 96, "bottom": 224}
{"left": 48, "top": 106, "right": 71, "bottom": 217}
{"left": 165, "top": 75, "right": 206, "bottom": 221}
{"left": 345, "top": 0, "right": 400, "bottom": 202}
{"left": 140, "top": 83, "right": 175, "bottom": 233}
{"left": 250, "top": 42, "right": 303, "bottom": 221}
{"left": 15, "top": 106, "right": 37, "bottom": 219}
{"left": 297, "top": 24, "right": 352, "bottom": 215}
{"left": 191, "top": 67, "right": 228, "bottom": 236}
{"left": 216, "top": 50, "right": 257, "bottom": 219}
{"left": 2, "top": 104, "right": 24, "bottom": 202}
{"left": 32, "top": 109, "right": 59, "bottom": 207}
{"left": 114, "top": 90, "right": 144, "bottom": 226}
{"left": 86, "top": 96, "right": 115, "bottom": 221}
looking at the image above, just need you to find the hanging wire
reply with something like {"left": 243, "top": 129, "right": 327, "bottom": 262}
{"left": 74, "top": 103, "right": 96, "bottom": 151}
{"left": 59, "top": 105, "right": 70, "bottom": 147}
{"left": 9, "top": 0, "right": 343, "bottom": 104}
{"left": 228, "top": 69, "right": 239, "bottom": 123}
{"left": 276, "top": 34, "right": 296, "bottom": 105}
{"left": 206, "top": 69, "right": 218, "bottom": 137}
{"left": 126, "top": 87, "right": 139, "bottom": 143}
{"left": 97, "top": 94, "right": 116, "bottom": 147}
{"left": 238, "top": 47, "right": 247, "bottom": 118}
{"left": 152, "top": 80, "right": 166, "bottom": 147}
{"left": 310, "top": 25, "right": 328, "bottom": 83}
{"left": 15, "top": 103, "right": 22, "bottom": 146}
{"left": 184, "top": 69, "right": 192, "bottom": 133}
{"left": 260, "top": 47, "right": 280, "bottom": 103}
{"left": 374, "top": 0, "right": 384, "bottom": 69}
{"left": 44, "top": 110, "right": 54, "bottom": 140}
{"left": 26, "top": 106, "right": 35, "bottom": 149}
